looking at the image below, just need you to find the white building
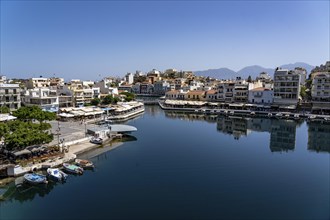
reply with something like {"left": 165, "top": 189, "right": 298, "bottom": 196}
{"left": 22, "top": 88, "right": 59, "bottom": 112}
{"left": 125, "top": 73, "right": 134, "bottom": 85}
{"left": 95, "top": 80, "right": 119, "bottom": 96}
{"left": 248, "top": 87, "right": 273, "bottom": 104}
{"left": 273, "top": 68, "right": 301, "bottom": 106}
{"left": 293, "top": 67, "right": 307, "bottom": 85}
{"left": 0, "top": 76, "right": 6, "bottom": 83}
{"left": 0, "top": 84, "right": 21, "bottom": 110}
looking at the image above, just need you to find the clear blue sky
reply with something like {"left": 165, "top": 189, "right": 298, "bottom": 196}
{"left": 1, "top": 1, "right": 329, "bottom": 80}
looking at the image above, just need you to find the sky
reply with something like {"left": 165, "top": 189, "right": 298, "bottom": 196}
{"left": 1, "top": 0, "right": 329, "bottom": 80}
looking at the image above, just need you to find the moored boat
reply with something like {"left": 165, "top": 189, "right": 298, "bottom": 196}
{"left": 24, "top": 173, "right": 48, "bottom": 185}
{"left": 63, "top": 163, "right": 84, "bottom": 175}
{"left": 90, "top": 137, "right": 103, "bottom": 145}
{"left": 75, "top": 159, "right": 94, "bottom": 169}
{"left": 47, "top": 168, "right": 68, "bottom": 181}
{"left": 275, "top": 113, "right": 283, "bottom": 118}
{"left": 308, "top": 115, "right": 317, "bottom": 121}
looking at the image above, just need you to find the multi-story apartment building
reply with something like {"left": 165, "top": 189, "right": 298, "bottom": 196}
{"left": 26, "top": 77, "right": 50, "bottom": 89}
{"left": 154, "top": 81, "right": 171, "bottom": 95}
{"left": 248, "top": 87, "right": 273, "bottom": 104}
{"left": 311, "top": 61, "right": 330, "bottom": 79}
{"left": 22, "top": 87, "right": 59, "bottom": 112}
{"left": 65, "top": 80, "right": 100, "bottom": 107}
{"left": 217, "top": 81, "right": 235, "bottom": 102}
{"left": 49, "top": 77, "right": 65, "bottom": 87}
{"left": 273, "top": 68, "right": 301, "bottom": 106}
{"left": 234, "top": 80, "right": 264, "bottom": 103}
{"left": 0, "top": 84, "right": 21, "bottom": 110}
{"left": 311, "top": 72, "right": 330, "bottom": 102}
{"left": 256, "top": 72, "right": 272, "bottom": 84}
{"left": 95, "top": 79, "right": 119, "bottom": 96}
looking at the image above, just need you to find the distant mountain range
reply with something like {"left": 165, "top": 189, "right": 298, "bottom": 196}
{"left": 194, "top": 62, "right": 315, "bottom": 80}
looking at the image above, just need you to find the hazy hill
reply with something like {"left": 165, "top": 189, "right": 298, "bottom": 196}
{"left": 194, "top": 62, "right": 315, "bottom": 80}
{"left": 280, "top": 62, "right": 315, "bottom": 74}
{"left": 194, "top": 68, "right": 237, "bottom": 79}
{"left": 237, "top": 65, "right": 274, "bottom": 79}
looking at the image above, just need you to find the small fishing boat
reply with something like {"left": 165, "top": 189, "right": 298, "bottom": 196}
{"left": 75, "top": 159, "right": 94, "bottom": 169}
{"left": 47, "top": 168, "right": 68, "bottom": 181}
{"left": 294, "top": 114, "right": 300, "bottom": 119}
{"left": 308, "top": 115, "right": 317, "bottom": 121}
{"left": 90, "top": 137, "right": 103, "bottom": 145}
{"left": 275, "top": 113, "right": 283, "bottom": 118}
{"left": 63, "top": 163, "right": 84, "bottom": 175}
{"left": 24, "top": 173, "right": 48, "bottom": 185}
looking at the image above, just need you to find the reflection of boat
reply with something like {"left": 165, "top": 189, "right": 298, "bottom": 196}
{"left": 24, "top": 173, "right": 48, "bottom": 185}
{"left": 63, "top": 163, "right": 84, "bottom": 175}
{"left": 90, "top": 137, "right": 103, "bottom": 144}
{"left": 47, "top": 168, "right": 68, "bottom": 181}
{"left": 75, "top": 159, "right": 94, "bottom": 169}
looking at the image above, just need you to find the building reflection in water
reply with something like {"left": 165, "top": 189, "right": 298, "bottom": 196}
{"left": 216, "top": 116, "right": 250, "bottom": 140}
{"left": 164, "top": 111, "right": 218, "bottom": 123}
{"left": 164, "top": 111, "right": 326, "bottom": 153}
{"left": 307, "top": 121, "right": 330, "bottom": 153}
{"left": 269, "top": 120, "right": 297, "bottom": 152}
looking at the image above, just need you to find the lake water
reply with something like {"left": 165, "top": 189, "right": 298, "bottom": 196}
{"left": 1, "top": 105, "right": 329, "bottom": 220}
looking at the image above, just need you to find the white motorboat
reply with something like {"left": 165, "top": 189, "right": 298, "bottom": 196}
{"left": 47, "top": 168, "right": 68, "bottom": 181}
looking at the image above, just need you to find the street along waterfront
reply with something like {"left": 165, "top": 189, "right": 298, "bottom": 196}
{"left": 0, "top": 106, "right": 329, "bottom": 220}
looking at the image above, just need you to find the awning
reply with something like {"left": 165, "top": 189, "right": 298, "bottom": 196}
{"left": 0, "top": 114, "right": 17, "bottom": 122}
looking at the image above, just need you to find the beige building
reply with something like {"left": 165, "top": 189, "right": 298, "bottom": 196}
{"left": 185, "top": 90, "right": 205, "bottom": 101}
{"left": 273, "top": 68, "right": 301, "bottom": 106}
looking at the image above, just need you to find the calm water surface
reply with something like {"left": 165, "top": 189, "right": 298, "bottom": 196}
{"left": 1, "top": 106, "right": 329, "bottom": 220}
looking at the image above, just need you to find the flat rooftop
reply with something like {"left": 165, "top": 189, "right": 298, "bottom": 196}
{"left": 88, "top": 124, "right": 137, "bottom": 133}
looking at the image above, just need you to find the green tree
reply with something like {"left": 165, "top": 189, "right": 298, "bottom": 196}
{"left": 2, "top": 106, "right": 56, "bottom": 150}
{"left": 12, "top": 106, "right": 56, "bottom": 123}
{"left": 3, "top": 121, "right": 53, "bottom": 150}
{"left": 120, "top": 92, "right": 135, "bottom": 102}
{"left": 300, "top": 85, "right": 307, "bottom": 100}
{"left": 0, "top": 106, "right": 10, "bottom": 113}
{"left": 0, "top": 123, "right": 9, "bottom": 140}
{"left": 102, "top": 95, "right": 119, "bottom": 105}
{"left": 91, "top": 98, "right": 101, "bottom": 106}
